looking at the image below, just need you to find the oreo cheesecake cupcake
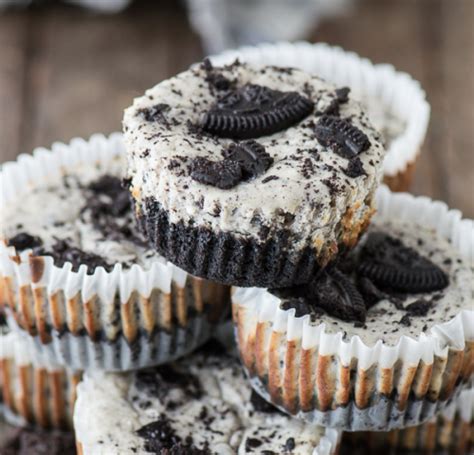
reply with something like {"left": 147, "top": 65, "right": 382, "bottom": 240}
{"left": 233, "top": 187, "right": 473, "bottom": 430}
{"left": 74, "top": 342, "right": 340, "bottom": 455}
{"left": 210, "top": 41, "right": 430, "bottom": 192}
{"left": 0, "top": 324, "right": 81, "bottom": 430}
{"left": 341, "top": 384, "right": 473, "bottom": 454}
{"left": 123, "top": 59, "right": 385, "bottom": 288}
{"left": 0, "top": 134, "right": 229, "bottom": 371}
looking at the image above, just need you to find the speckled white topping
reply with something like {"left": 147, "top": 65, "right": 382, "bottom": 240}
{"left": 275, "top": 219, "right": 471, "bottom": 346}
{"left": 75, "top": 350, "right": 336, "bottom": 455}
{"left": 0, "top": 154, "right": 161, "bottom": 270}
{"left": 124, "top": 61, "right": 385, "bottom": 252}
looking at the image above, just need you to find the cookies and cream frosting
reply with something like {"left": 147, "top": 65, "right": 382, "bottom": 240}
{"left": 74, "top": 346, "right": 337, "bottom": 455}
{"left": 123, "top": 60, "right": 385, "bottom": 252}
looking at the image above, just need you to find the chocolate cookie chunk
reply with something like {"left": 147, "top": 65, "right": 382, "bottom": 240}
{"left": 191, "top": 157, "right": 243, "bottom": 189}
{"left": 309, "top": 268, "right": 367, "bottom": 322}
{"left": 136, "top": 103, "right": 170, "bottom": 123}
{"left": 191, "top": 141, "right": 273, "bottom": 189}
{"left": 222, "top": 140, "right": 273, "bottom": 179}
{"left": 358, "top": 232, "right": 449, "bottom": 293}
{"left": 36, "top": 239, "right": 112, "bottom": 275}
{"left": 276, "top": 267, "right": 367, "bottom": 323}
{"left": 314, "top": 115, "right": 371, "bottom": 158}
{"left": 7, "top": 232, "right": 43, "bottom": 251}
{"left": 137, "top": 416, "right": 209, "bottom": 454}
{"left": 202, "top": 84, "right": 314, "bottom": 139}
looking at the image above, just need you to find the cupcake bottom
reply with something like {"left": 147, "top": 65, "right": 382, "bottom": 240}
{"left": 136, "top": 197, "right": 373, "bottom": 288}
{"left": 341, "top": 386, "right": 473, "bottom": 454}
{"left": 248, "top": 373, "right": 467, "bottom": 431}
{"left": 383, "top": 159, "right": 417, "bottom": 192}
{"left": 7, "top": 312, "right": 213, "bottom": 372}
{"left": 0, "top": 339, "right": 80, "bottom": 430}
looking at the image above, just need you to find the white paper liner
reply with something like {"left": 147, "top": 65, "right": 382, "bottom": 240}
{"left": 210, "top": 41, "right": 430, "bottom": 179}
{"left": 233, "top": 186, "right": 473, "bottom": 430}
{"left": 0, "top": 133, "right": 227, "bottom": 371}
{"left": 0, "top": 329, "right": 80, "bottom": 429}
{"left": 343, "top": 384, "right": 473, "bottom": 451}
{"left": 6, "top": 308, "right": 211, "bottom": 372}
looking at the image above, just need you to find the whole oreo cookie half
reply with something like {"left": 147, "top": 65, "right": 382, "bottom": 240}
{"left": 314, "top": 115, "right": 371, "bottom": 158}
{"left": 202, "top": 83, "right": 314, "bottom": 139}
{"left": 358, "top": 232, "right": 449, "bottom": 293}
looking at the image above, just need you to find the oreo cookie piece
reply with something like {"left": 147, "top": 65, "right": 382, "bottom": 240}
{"left": 314, "top": 115, "right": 371, "bottom": 158}
{"left": 222, "top": 140, "right": 273, "bottom": 179}
{"left": 276, "top": 267, "right": 367, "bottom": 323}
{"left": 36, "top": 239, "right": 113, "bottom": 275}
{"left": 191, "top": 141, "right": 273, "bottom": 189}
{"left": 7, "top": 232, "right": 43, "bottom": 251}
{"left": 343, "top": 157, "right": 366, "bottom": 178}
{"left": 358, "top": 232, "right": 449, "bottom": 293}
{"left": 309, "top": 268, "right": 367, "bottom": 323}
{"left": 136, "top": 415, "right": 208, "bottom": 454}
{"left": 136, "top": 103, "right": 170, "bottom": 123}
{"left": 317, "top": 86, "right": 351, "bottom": 116}
{"left": 202, "top": 83, "right": 314, "bottom": 139}
{"left": 190, "top": 157, "right": 243, "bottom": 189}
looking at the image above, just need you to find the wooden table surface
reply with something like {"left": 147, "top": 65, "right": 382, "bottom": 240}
{"left": 0, "top": 0, "right": 472, "bottom": 221}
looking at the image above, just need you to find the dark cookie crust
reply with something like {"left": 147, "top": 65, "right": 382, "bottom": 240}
{"left": 136, "top": 197, "right": 348, "bottom": 288}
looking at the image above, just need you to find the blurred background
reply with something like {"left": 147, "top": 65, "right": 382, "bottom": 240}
{"left": 0, "top": 0, "right": 472, "bottom": 218}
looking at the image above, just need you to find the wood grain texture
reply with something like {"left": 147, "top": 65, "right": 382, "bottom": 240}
{"left": 0, "top": 0, "right": 472, "bottom": 220}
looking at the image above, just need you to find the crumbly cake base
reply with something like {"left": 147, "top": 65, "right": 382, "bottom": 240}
{"left": 136, "top": 197, "right": 374, "bottom": 288}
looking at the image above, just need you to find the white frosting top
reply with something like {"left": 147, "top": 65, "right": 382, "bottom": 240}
{"left": 75, "top": 350, "right": 332, "bottom": 455}
{"left": 0, "top": 154, "right": 162, "bottom": 270}
{"left": 124, "top": 61, "right": 385, "bottom": 247}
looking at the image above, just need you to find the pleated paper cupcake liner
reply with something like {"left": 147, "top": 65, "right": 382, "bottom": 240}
{"left": 342, "top": 383, "right": 473, "bottom": 454}
{"left": 0, "top": 133, "right": 229, "bottom": 371}
{"left": 0, "top": 329, "right": 81, "bottom": 430}
{"left": 232, "top": 186, "right": 473, "bottom": 431}
{"left": 210, "top": 41, "right": 430, "bottom": 191}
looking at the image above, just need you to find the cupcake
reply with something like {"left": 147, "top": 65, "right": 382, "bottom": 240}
{"left": 232, "top": 186, "right": 473, "bottom": 431}
{"left": 0, "top": 133, "right": 229, "bottom": 371}
{"left": 74, "top": 342, "right": 341, "bottom": 455}
{"left": 123, "top": 59, "right": 386, "bottom": 288}
{"left": 0, "top": 324, "right": 80, "bottom": 430}
{"left": 210, "top": 41, "right": 430, "bottom": 192}
{"left": 341, "top": 384, "right": 473, "bottom": 454}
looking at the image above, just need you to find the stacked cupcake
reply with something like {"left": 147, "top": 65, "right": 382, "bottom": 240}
{"left": 0, "top": 41, "right": 472, "bottom": 454}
